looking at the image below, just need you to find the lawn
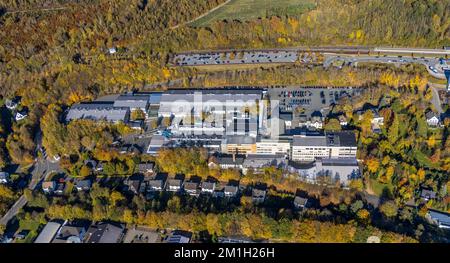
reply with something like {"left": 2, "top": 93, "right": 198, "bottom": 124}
{"left": 190, "top": 0, "right": 316, "bottom": 27}
{"left": 15, "top": 219, "right": 43, "bottom": 243}
{"left": 368, "top": 178, "right": 394, "bottom": 197}
{"left": 414, "top": 150, "right": 440, "bottom": 169}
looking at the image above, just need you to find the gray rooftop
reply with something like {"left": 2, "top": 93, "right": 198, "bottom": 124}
{"left": 34, "top": 222, "right": 62, "bottom": 243}
{"left": 84, "top": 222, "right": 124, "bottom": 243}
{"left": 184, "top": 182, "right": 199, "bottom": 191}
{"left": 224, "top": 185, "right": 238, "bottom": 194}
{"left": 428, "top": 210, "right": 450, "bottom": 227}
{"left": 113, "top": 94, "right": 149, "bottom": 109}
{"left": 292, "top": 132, "right": 356, "bottom": 147}
{"left": 292, "top": 135, "right": 327, "bottom": 147}
{"left": 225, "top": 135, "right": 256, "bottom": 145}
{"left": 201, "top": 182, "right": 216, "bottom": 190}
{"left": 66, "top": 102, "right": 129, "bottom": 123}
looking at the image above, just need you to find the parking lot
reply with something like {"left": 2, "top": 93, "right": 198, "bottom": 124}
{"left": 173, "top": 51, "right": 299, "bottom": 66}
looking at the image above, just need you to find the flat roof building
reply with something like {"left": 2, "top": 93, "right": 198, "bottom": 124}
{"left": 34, "top": 222, "right": 62, "bottom": 243}
{"left": 291, "top": 131, "right": 357, "bottom": 162}
{"left": 66, "top": 102, "right": 130, "bottom": 123}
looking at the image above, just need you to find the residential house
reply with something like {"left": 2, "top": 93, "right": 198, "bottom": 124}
{"left": 338, "top": 115, "right": 348, "bottom": 127}
{"left": 137, "top": 163, "right": 154, "bottom": 175}
{"left": 224, "top": 185, "right": 239, "bottom": 197}
{"left": 34, "top": 222, "right": 62, "bottom": 243}
{"left": 165, "top": 230, "right": 192, "bottom": 243}
{"left": 42, "top": 181, "right": 56, "bottom": 194}
{"left": 54, "top": 182, "right": 66, "bottom": 195}
{"left": 5, "top": 98, "right": 19, "bottom": 110}
{"left": 52, "top": 222, "right": 88, "bottom": 243}
{"left": 293, "top": 196, "right": 309, "bottom": 209}
{"left": 420, "top": 189, "right": 437, "bottom": 201}
{"left": 14, "top": 230, "right": 30, "bottom": 240}
{"left": 184, "top": 182, "right": 199, "bottom": 196}
{"left": 108, "top": 47, "right": 117, "bottom": 54}
{"left": 167, "top": 179, "right": 182, "bottom": 192}
{"left": 201, "top": 182, "right": 216, "bottom": 194}
{"left": 124, "top": 178, "right": 144, "bottom": 195}
{"left": 84, "top": 222, "right": 125, "bottom": 243}
{"left": 0, "top": 172, "right": 10, "bottom": 184}
{"left": 252, "top": 188, "right": 267, "bottom": 204}
{"left": 427, "top": 210, "right": 450, "bottom": 229}
{"left": 76, "top": 179, "right": 92, "bottom": 192}
{"left": 425, "top": 111, "right": 441, "bottom": 127}
{"left": 148, "top": 179, "right": 165, "bottom": 192}
{"left": 15, "top": 109, "right": 28, "bottom": 121}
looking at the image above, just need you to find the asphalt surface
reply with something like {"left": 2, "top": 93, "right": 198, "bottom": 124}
{"left": 174, "top": 51, "right": 299, "bottom": 66}
{"left": 0, "top": 158, "right": 60, "bottom": 226}
{"left": 323, "top": 54, "right": 449, "bottom": 79}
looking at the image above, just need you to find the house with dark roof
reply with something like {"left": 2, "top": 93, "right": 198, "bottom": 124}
{"left": 52, "top": 221, "right": 89, "bottom": 243}
{"left": 165, "top": 230, "right": 192, "bottom": 243}
{"left": 184, "top": 181, "right": 200, "bottom": 196}
{"left": 148, "top": 179, "right": 165, "bottom": 192}
{"left": 167, "top": 179, "right": 182, "bottom": 192}
{"left": 84, "top": 222, "right": 125, "bottom": 243}
{"left": 252, "top": 188, "right": 267, "bottom": 204}
{"left": 15, "top": 108, "right": 28, "bottom": 121}
{"left": 137, "top": 163, "right": 154, "bottom": 174}
{"left": 293, "top": 196, "right": 309, "bottom": 209}
{"left": 224, "top": 185, "right": 239, "bottom": 197}
{"left": 5, "top": 98, "right": 19, "bottom": 110}
{"left": 124, "top": 178, "right": 144, "bottom": 195}
{"left": 201, "top": 182, "right": 216, "bottom": 194}
{"left": 76, "top": 179, "right": 92, "bottom": 192}
{"left": 420, "top": 189, "right": 437, "bottom": 201}
{"left": 54, "top": 182, "right": 66, "bottom": 195}
{"left": 0, "top": 172, "right": 10, "bottom": 184}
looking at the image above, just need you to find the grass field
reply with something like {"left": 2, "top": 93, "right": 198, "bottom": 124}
{"left": 190, "top": 0, "right": 316, "bottom": 27}
{"left": 368, "top": 178, "right": 394, "bottom": 197}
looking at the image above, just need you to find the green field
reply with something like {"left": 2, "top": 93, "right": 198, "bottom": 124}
{"left": 368, "top": 179, "right": 394, "bottom": 197}
{"left": 190, "top": 0, "right": 316, "bottom": 27}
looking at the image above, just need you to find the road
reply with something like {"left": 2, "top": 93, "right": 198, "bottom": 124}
{"left": 0, "top": 158, "right": 60, "bottom": 226}
{"left": 172, "top": 46, "right": 449, "bottom": 79}
{"left": 323, "top": 54, "right": 448, "bottom": 79}
{"left": 429, "top": 83, "right": 445, "bottom": 114}
{"left": 0, "top": 131, "right": 61, "bottom": 226}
